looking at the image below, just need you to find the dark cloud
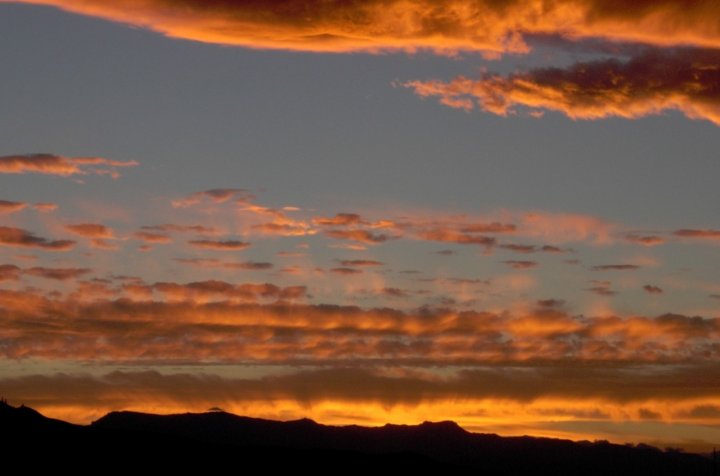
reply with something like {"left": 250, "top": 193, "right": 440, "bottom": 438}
{"left": 24, "top": 267, "right": 92, "bottom": 281}
{"left": 0, "top": 226, "right": 75, "bottom": 251}
{"left": 330, "top": 267, "right": 364, "bottom": 275}
{"left": 187, "top": 239, "right": 250, "bottom": 250}
{"left": 404, "top": 48, "right": 720, "bottom": 126}
{"left": 503, "top": 260, "right": 537, "bottom": 269}
{"left": 336, "top": 260, "right": 384, "bottom": 267}
{"left": 643, "top": 285, "right": 664, "bottom": 294}
{"left": 592, "top": 264, "right": 640, "bottom": 271}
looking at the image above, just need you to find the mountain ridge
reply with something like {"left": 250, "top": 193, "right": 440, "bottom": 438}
{"left": 0, "top": 401, "right": 714, "bottom": 474}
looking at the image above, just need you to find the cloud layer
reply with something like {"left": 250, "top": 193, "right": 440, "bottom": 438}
{"left": 9, "top": 0, "right": 720, "bottom": 54}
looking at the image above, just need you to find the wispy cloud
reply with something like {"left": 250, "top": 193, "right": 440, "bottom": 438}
{"left": 0, "top": 154, "right": 137, "bottom": 178}
{"left": 402, "top": 49, "right": 720, "bottom": 126}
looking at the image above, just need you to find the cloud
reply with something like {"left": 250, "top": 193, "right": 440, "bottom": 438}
{"left": 518, "top": 212, "right": 615, "bottom": 245}
{"left": 313, "top": 213, "right": 364, "bottom": 226}
{"left": 149, "top": 280, "right": 307, "bottom": 304}
{"left": 460, "top": 222, "right": 517, "bottom": 233}
{"left": 537, "top": 299, "right": 566, "bottom": 309}
{"left": 0, "top": 226, "right": 75, "bottom": 251}
{"left": 187, "top": 239, "right": 251, "bottom": 251}
{"left": 252, "top": 223, "right": 315, "bottom": 237}
{"left": 336, "top": 260, "right": 384, "bottom": 267}
{"left": 134, "top": 231, "right": 172, "bottom": 244}
{"left": 499, "top": 243, "right": 569, "bottom": 254}
{"left": 65, "top": 223, "right": 114, "bottom": 239}
{"left": 623, "top": 234, "right": 665, "bottom": 246}
{"left": 0, "top": 264, "right": 22, "bottom": 281}
{"left": 416, "top": 228, "right": 496, "bottom": 247}
{"left": 172, "top": 188, "right": 254, "bottom": 208}
{"left": 11, "top": 0, "right": 720, "bottom": 55}
{"left": 503, "top": 260, "right": 538, "bottom": 269}
{"left": 402, "top": 48, "right": 720, "bottom": 126}
{"left": 32, "top": 203, "right": 58, "bottom": 213}
{"left": 330, "top": 267, "right": 364, "bottom": 275}
{"left": 140, "top": 224, "right": 218, "bottom": 234}
{"left": 175, "top": 258, "right": 273, "bottom": 271}
{"left": 381, "top": 287, "right": 414, "bottom": 298}
{"left": 643, "top": 285, "right": 664, "bottom": 294}
{"left": 0, "top": 200, "right": 58, "bottom": 215}
{"left": 592, "top": 264, "right": 640, "bottom": 271}
{"left": 585, "top": 279, "right": 617, "bottom": 296}
{"left": 324, "top": 229, "right": 393, "bottom": 244}
{"left": 674, "top": 229, "right": 720, "bottom": 239}
{"left": 0, "top": 287, "right": 718, "bottom": 365}
{"left": 24, "top": 267, "right": 92, "bottom": 281}
{"left": 0, "top": 154, "right": 137, "bottom": 177}
{"left": 0, "top": 200, "right": 27, "bottom": 214}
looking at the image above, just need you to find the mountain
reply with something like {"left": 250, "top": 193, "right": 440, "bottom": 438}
{"left": 0, "top": 401, "right": 714, "bottom": 474}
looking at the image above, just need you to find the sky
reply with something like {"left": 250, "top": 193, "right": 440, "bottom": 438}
{"left": 0, "top": 0, "right": 719, "bottom": 451}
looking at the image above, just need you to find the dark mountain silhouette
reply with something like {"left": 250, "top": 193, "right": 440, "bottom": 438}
{"left": 0, "top": 401, "right": 714, "bottom": 474}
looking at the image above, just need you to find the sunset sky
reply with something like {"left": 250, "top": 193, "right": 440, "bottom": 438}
{"left": 1, "top": 0, "right": 720, "bottom": 451}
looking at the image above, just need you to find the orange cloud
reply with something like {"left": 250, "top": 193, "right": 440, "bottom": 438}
{"left": 313, "top": 213, "right": 364, "bottom": 226}
{"left": 65, "top": 223, "right": 114, "bottom": 239}
{"left": 187, "top": 239, "right": 250, "bottom": 251}
{"left": 0, "top": 154, "right": 137, "bottom": 177}
{"left": 32, "top": 203, "right": 58, "bottom": 213}
{"left": 0, "top": 200, "right": 27, "bottom": 214}
{"left": 0, "top": 226, "right": 75, "bottom": 251}
{"left": 460, "top": 222, "right": 517, "bottom": 233}
{"left": 674, "top": 229, "right": 720, "bottom": 239}
{"left": 403, "top": 48, "right": 720, "bottom": 126}
{"left": 0, "top": 286, "right": 718, "bottom": 365}
{"left": 133, "top": 231, "right": 172, "bottom": 244}
{"left": 624, "top": 233, "right": 665, "bottom": 246}
{"left": 0, "top": 264, "right": 22, "bottom": 281}
{"left": 416, "top": 228, "right": 496, "bottom": 247}
{"left": 150, "top": 280, "right": 306, "bottom": 304}
{"left": 11, "top": 1, "right": 720, "bottom": 55}
{"left": 325, "top": 229, "right": 393, "bottom": 244}
{"left": 0, "top": 200, "right": 58, "bottom": 215}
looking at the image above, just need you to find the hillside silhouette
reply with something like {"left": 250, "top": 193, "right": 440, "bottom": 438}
{"left": 0, "top": 401, "right": 714, "bottom": 474}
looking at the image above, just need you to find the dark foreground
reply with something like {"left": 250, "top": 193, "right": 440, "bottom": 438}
{"left": 0, "top": 402, "right": 715, "bottom": 474}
